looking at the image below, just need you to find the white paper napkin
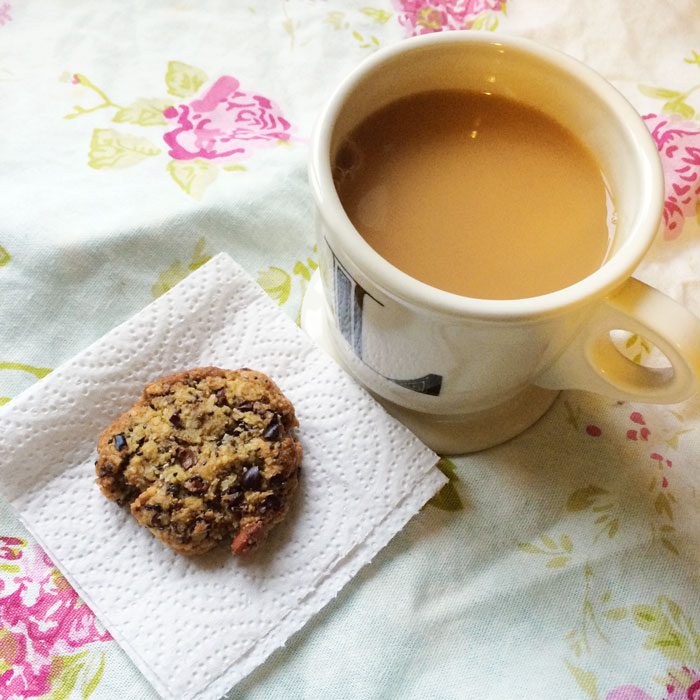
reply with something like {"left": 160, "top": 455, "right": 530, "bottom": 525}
{"left": 0, "top": 253, "right": 444, "bottom": 700}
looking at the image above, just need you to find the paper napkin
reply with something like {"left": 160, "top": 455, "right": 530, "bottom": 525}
{"left": 0, "top": 253, "right": 445, "bottom": 700}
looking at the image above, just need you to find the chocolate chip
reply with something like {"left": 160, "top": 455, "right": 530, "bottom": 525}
{"left": 242, "top": 465, "right": 262, "bottom": 490}
{"left": 238, "top": 367, "right": 252, "bottom": 372}
{"left": 222, "top": 490, "right": 243, "bottom": 508}
{"left": 166, "top": 483, "right": 179, "bottom": 496}
{"left": 262, "top": 414, "right": 282, "bottom": 441}
{"left": 169, "top": 412, "right": 182, "bottom": 428}
{"left": 114, "top": 433, "right": 127, "bottom": 451}
{"left": 184, "top": 475, "right": 208, "bottom": 494}
{"left": 215, "top": 388, "right": 228, "bottom": 407}
{"left": 176, "top": 447, "right": 196, "bottom": 470}
{"left": 258, "top": 494, "right": 281, "bottom": 514}
{"left": 150, "top": 512, "right": 168, "bottom": 529}
{"left": 268, "top": 473, "right": 287, "bottom": 489}
{"left": 144, "top": 503, "right": 163, "bottom": 512}
{"left": 226, "top": 419, "right": 249, "bottom": 436}
{"left": 237, "top": 401, "right": 254, "bottom": 412}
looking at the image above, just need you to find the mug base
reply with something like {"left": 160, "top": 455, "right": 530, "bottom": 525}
{"left": 300, "top": 271, "right": 560, "bottom": 454}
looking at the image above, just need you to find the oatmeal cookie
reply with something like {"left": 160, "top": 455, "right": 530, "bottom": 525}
{"left": 95, "top": 367, "right": 302, "bottom": 555}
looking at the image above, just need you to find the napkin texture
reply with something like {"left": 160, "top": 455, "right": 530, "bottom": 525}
{"left": 0, "top": 253, "right": 444, "bottom": 700}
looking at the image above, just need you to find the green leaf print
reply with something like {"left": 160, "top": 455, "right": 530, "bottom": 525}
{"left": 566, "top": 485, "right": 608, "bottom": 512}
{"left": 632, "top": 604, "right": 664, "bottom": 631}
{"left": 654, "top": 492, "right": 674, "bottom": 520}
{"left": 88, "top": 128, "right": 160, "bottom": 169}
{"left": 540, "top": 534, "right": 559, "bottom": 550}
{"left": 546, "top": 555, "right": 570, "bottom": 569}
{"left": 630, "top": 597, "right": 700, "bottom": 667}
{"left": 663, "top": 99, "right": 695, "bottom": 120}
{"left": 50, "top": 652, "right": 88, "bottom": 700}
{"left": 638, "top": 86, "right": 684, "bottom": 100}
{"left": 64, "top": 74, "right": 124, "bottom": 120}
{"left": 165, "top": 60, "right": 207, "bottom": 98}
{"left": 638, "top": 84, "right": 698, "bottom": 120}
{"left": 113, "top": 98, "right": 173, "bottom": 126}
{"left": 564, "top": 662, "right": 599, "bottom": 700}
{"left": 517, "top": 542, "right": 545, "bottom": 554}
{"left": 48, "top": 650, "right": 106, "bottom": 700}
{"left": 0, "top": 244, "right": 10, "bottom": 267}
{"left": 188, "top": 238, "right": 211, "bottom": 271}
{"left": 258, "top": 267, "right": 292, "bottom": 305}
{"left": 0, "top": 362, "right": 52, "bottom": 379}
{"left": 603, "top": 607, "right": 628, "bottom": 621}
{"left": 166, "top": 159, "right": 218, "bottom": 199}
{"left": 293, "top": 260, "right": 312, "bottom": 282}
{"left": 0, "top": 362, "right": 51, "bottom": 406}
{"left": 152, "top": 238, "right": 212, "bottom": 298}
{"left": 352, "top": 30, "right": 380, "bottom": 49}
{"left": 518, "top": 533, "right": 573, "bottom": 567}
{"left": 360, "top": 7, "right": 393, "bottom": 23}
{"left": 470, "top": 12, "right": 500, "bottom": 31}
{"left": 427, "top": 458, "right": 464, "bottom": 512}
{"left": 685, "top": 50, "right": 700, "bottom": 67}
{"left": 80, "top": 651, "right": 105, "bottom": 699}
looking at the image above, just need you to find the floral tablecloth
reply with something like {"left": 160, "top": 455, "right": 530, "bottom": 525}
{"left": 2, "top": 2, "right": 700, "bottom": 699}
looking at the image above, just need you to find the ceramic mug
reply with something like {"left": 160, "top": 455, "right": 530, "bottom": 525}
{"left": 303, "top": 32, "right": 700, "bottom": 454}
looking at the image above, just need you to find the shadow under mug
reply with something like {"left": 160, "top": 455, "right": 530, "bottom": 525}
{"left": 302, "top": 32, "right": 700, "bottom": 454}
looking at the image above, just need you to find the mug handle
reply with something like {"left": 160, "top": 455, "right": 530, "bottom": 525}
{"left": 535, "top": 277, "right": 700, "bottom": 403}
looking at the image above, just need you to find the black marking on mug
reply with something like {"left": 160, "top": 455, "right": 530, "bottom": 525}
{"left": 390, "top": 374, "right": 443, "bottom": 396}
{"left": 329, "top": 246, "right": 443, "bottom": 396}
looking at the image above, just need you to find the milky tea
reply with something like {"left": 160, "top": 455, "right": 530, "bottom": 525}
{"left": 333, "top": 90, "right": 613, "bottom": 300}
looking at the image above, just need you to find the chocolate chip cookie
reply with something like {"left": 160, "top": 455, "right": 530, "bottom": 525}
{"left": 95, "top": 367, "right": 302, "bottom": 556}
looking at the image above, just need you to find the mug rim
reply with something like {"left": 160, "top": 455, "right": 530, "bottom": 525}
{"left": 308, "top": 32, "right": 665, "bottom": 321}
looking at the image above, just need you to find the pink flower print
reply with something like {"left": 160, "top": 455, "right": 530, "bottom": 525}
{"left": 643, "top": 114, "right": 700, "bottom": 239}
{"left": 606, "top": 687, "right": 655, "bottom": 700}
{"left": 608, "top": 668, "right": 700, "bottom": 700}
{"left": 0, "top": 629, "right": 53, "bottom": 699}
{"left": 0, "top": 541, "right": 110, "bottom": 698}
{"left": 392, "top": 0, "right": 505, "bottom": 36}
{"left": 627, "top": 411, "right": 650, "bottom": 441}
{"left": 163, "top": 76, "right": 291, "bottom": 162}
{"left": 664, "top": 668, "right": 700, "bottom": 700}
{"left": 0, "top": 3, "right": 11, "bottom": 27}
{"left": 0, "top": 536, "right": 25, "bottom": 561}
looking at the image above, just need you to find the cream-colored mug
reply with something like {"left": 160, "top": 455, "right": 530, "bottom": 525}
{"left": 301, "top": 32, "right": 700, "bottom": 454}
